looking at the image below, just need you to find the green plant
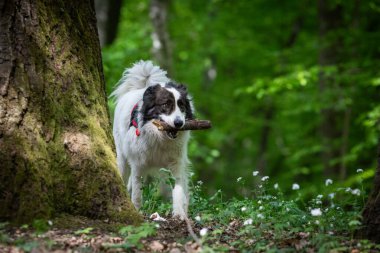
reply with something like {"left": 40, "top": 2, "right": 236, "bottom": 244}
{"left": 74, "top": 227, "right": 94, "bottom": 235}
{"left": 106, "top": 222, "right": 157, "bottom": 250}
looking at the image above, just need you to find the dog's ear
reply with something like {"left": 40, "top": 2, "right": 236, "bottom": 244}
{"left": 141, "top": 84, "right": 161, "bottom": 123}
{"left": 144, "top": 84, "right": 161, "bottom": 96}
{"left": 144, "top": 84, "right": 161, "bottom": 99}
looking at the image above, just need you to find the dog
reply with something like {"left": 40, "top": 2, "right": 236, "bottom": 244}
{"left": 110, "top": 60, "right": 194, "bottom": 219}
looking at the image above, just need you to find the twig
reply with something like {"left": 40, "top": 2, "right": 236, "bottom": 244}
{"left": 185, "top": 217, "right": 202, "bottom": 248}
{"left": 152, "top": 119, "right": 212, "bottom": 131}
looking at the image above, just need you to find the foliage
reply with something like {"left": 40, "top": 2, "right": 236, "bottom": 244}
{"left": 102, "top": 0, "right": 380, "bottom": 199}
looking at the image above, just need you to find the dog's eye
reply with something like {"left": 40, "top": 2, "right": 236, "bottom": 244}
{"left": 177, "top": 101, "right": 185, "bottom": 112}
{"left": 161, "top": 103, "right": 169, "bottom": 109}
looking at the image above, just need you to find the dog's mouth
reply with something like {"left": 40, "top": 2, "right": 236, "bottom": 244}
{"left": 166, "top": 130, "right": 178, "bottom": 139}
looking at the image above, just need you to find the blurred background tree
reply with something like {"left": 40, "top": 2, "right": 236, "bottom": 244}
{"left": 100, "top": 0, "right": 380, "bottom": 198}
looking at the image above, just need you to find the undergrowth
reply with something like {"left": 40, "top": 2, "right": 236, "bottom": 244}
{"left": 139, "top": 169, "right": 380, "bottom": 252}
{"left": 2, "top": 169, "right": 380, "bottom": 252}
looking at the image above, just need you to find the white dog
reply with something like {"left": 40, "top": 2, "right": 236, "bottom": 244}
{"left": 111, "top": 60, "right": 194, "bottom": 219}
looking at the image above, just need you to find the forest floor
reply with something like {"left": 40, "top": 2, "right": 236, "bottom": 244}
{"left": 2, "top": 175, "right": 380, "bottom": 252}
{"left": 0, "top": 214, "right": 373, "bottom": 253}
{"left": 0, "top": 213, "right": 378, "bottom": 253}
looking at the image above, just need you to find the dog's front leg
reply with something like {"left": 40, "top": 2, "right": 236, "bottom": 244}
{"left": 130, "top": 167, "right": 142, "bottom": 210}
{"left": 172, "top": 167, "right": 188, "bottom": 219}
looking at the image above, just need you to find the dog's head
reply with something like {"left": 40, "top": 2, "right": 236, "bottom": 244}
{"left": 141, "top": 82, "right": 194, "bottom": 138}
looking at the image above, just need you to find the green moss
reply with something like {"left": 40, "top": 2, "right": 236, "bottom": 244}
{"left": 53, "top": 214, "right": 135, "bottom": 232}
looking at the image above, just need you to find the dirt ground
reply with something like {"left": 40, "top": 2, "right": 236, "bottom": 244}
{"left": 0, "top": 216, "right": 219, "bottom": 253}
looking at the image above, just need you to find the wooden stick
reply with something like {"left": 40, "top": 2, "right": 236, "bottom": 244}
{"left": 152, "top": 119, "right": 212, "bottom": 131}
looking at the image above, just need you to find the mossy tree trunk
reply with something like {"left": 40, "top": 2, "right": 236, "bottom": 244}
{"left": 359, "top": 144, "right": 380, "bottom": 243}
{"left": 0, "top": 0, "right": 141, "bottom": 224}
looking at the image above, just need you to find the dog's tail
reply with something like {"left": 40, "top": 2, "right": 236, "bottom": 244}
{"left": 110, "top": 60, "right": 169, "bottom": 101}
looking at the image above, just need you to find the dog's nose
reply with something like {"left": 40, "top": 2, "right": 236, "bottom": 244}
{"left": 174, "top": 118, "right": 184, "bottom": 128}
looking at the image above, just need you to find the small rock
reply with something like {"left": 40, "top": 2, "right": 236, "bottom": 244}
{"left": 170, "top": 248, "right": 182, "bottom": 253}
{"left": 149, "top": 240, "right": 164, "bottom": 252}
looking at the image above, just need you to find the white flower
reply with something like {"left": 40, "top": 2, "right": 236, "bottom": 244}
{"left": 315, "top": 220, "right": 320, "bottom": 225}
{"left": 48, "top": 220, "right": 53, "bottom": 226}
{"left": 257, "top": 213, "right": 264, "bottom": 219}
{"left": 237, "top": 177, "right": 242, "bottom": 182}
{"left": 241, "top": 207, "right": 247, "bottom": 212}
{"left": 356, "top": 168, "right": 363, "bottom": 173}
{"left": 274, "top": 183, "right": 279, "bottom": 190}
{"left": 261, "top": 176, "right": 269, "bottom": 181}
{"left": 200, "top": 228, "right": 208, "bottom": 237}
{"left": 197, "top": 180, "right": 203, "bottom": 185}
{"left": 258, "top": 184, "right": 263, "bottom": 188}
{"left": 253, "top": 171, "right": 259, "bottom": 176}
{"left": 259, "top": 206, "right": 264, "bottom": 210}
{"left": 155, "top": 224, "right": 160, "bottom": 228}
{"left": 317, "top": 194, "right": 323, "bottom": 199}
{"left": 243, "top": 218, "right": 253, "bottom": 225}
{"left": 345, "top": 187, "right": 352, "bottom": 192}
{"left": 292, "top": 183, "right": 300, "bottom": 190}
{"left": 329, "top": 193, "right": 335, "bottom": 199}
{"left": 195, "top": 215, "right": 201, "bottom": 222}
{"left": 351, "top": 189, "right": 361, "bottom": 196}
{"left": 325, "top": 179, "right": 333, "bottom": 186}
{"left": 311, "top": 208, "right": 322, "bottom": 216}
{"left": 258, "top": 200, "right": 262, "bottom": 204}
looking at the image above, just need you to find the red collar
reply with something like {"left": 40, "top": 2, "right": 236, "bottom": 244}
{"left": 130, "top": 103, "right": 140, "bottom": 136}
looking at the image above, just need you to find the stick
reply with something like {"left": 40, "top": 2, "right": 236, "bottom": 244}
{"left": 152, "top": 119, "right": 212, "bottom": 131}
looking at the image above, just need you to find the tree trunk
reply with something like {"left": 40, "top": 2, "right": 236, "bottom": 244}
{"left": 256, "top": 13, "right": 303, "bottom": 174}
{"left": 150, "top": 0, "right": 172, "bottom": 75}
{"left": 318, "top": 0, "right": 343, "bottom": 177}
{"left": 0, "top": 0, "right": 141, "bottom": 224}
{"left": 358, "top": 144, "right": 380, "bottom": 242}
{"left": 256, "top": 106, "right": 274, "bottom": 174}
{"left": 95, "top": 0, "right": 123, "bottom": 47}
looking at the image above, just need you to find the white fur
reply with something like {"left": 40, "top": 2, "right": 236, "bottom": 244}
{"left": 111, "top": 60, "right": 192, "bottom": 219}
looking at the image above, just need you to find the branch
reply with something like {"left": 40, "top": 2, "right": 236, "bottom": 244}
{"left": 152, "top": 119, "right": 212, "bottom": 131}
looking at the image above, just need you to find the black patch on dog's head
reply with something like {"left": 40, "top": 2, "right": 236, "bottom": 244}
{"left": 141, "top": 84, "right": 176, "bottom": 124}
{"left": 165, "top": 82, "right": 194, "bottom": 120}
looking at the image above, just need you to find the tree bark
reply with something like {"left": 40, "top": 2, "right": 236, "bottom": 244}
{"left": 150, "top": 0, "right": 172, "bottom": 75}
{"left": 95, "top": 0, "right": 123, "bottom": 47}
{"left": 318, "top": 0, "right": 343, "bottom": 177}
{"left": 0, "top": 0, "right": 141, "bottom": 224}
{"left": 358, "top": 144, "right": 380, "bottom": 243}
